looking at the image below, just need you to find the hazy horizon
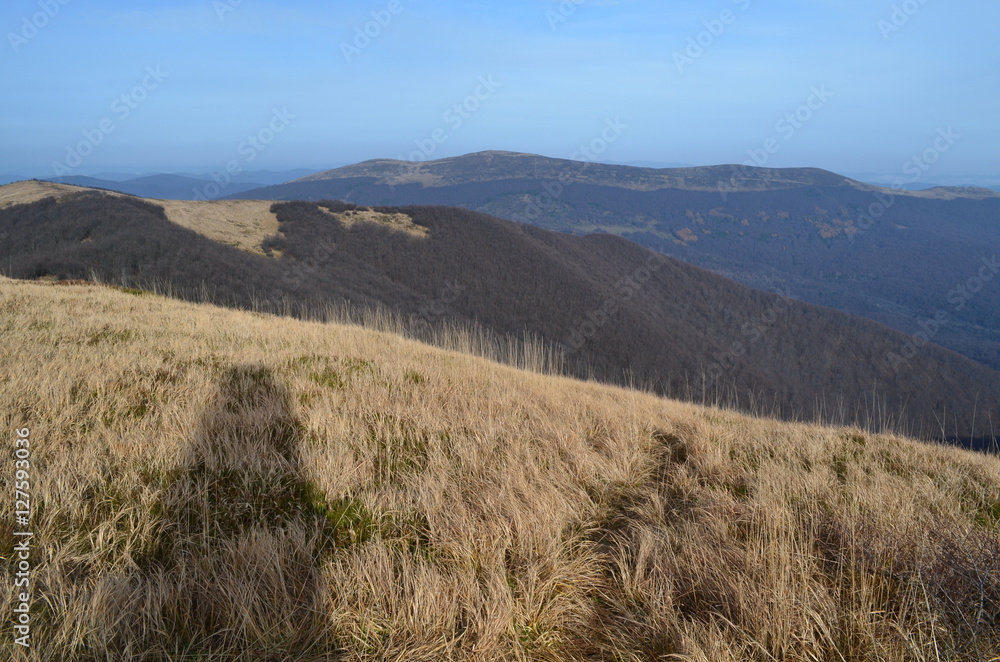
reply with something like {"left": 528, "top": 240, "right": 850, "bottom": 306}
{"left": 4, "top": 153, "right": 1000, "bottom": 192}
{"left": 3, "top": 0, "right": 998, "bottom": 186}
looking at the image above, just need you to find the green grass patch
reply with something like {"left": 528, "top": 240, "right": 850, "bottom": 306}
{"left": 343, "top": 357, "right": 375, "bottom": 375}
{"left": 315, "top": 495, "right": 380, "bottom": 549}
{"left": 364, "top": 413, "right": 430, "bottom": 484}
{"left": 974, "top": 501, "right": 1000, "bottom": 529}
{"left": 308, "top": 368, "right": 344, "bottom": 390}
{"left": 86, "top": 326, "right": 135, "bottom": 345}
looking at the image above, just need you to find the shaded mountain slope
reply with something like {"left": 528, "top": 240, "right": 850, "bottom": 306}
{"left": 2, "top": 183, "right": 999, "bottom": 442}
{"left": 235, "top": 152, "right": 1000, "bottom": 372}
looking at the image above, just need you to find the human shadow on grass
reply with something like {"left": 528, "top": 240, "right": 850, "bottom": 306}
{"left": 149, "top": 365, "right": 339, "bottom": 659}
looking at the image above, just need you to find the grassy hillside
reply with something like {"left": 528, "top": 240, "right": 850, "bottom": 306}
{"left": 3, "top": 184, "right": 1000, "bottom": 443}
{"left": 0, "top": 180, "right": 279, "bottom": 255}
{"left": 240, "top": 152, "right": 1000, "bottom": 372}
{"left": 1, "top": 277, "right": 998, "bottom": 660}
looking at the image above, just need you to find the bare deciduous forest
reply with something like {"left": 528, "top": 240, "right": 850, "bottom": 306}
{"left": 2, "top": 188, "right": 998, "bottom": 445}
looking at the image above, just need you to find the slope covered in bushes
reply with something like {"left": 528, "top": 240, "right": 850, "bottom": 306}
{"left": 3, "top": 184, "right": 1000, "bottom": 442}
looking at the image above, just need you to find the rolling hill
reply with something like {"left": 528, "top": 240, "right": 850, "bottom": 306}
{"left": 1, "top": 275, "right": 998, "bottom": 660}
{"left": 233, "top": 152, "right": 1000, "bottom": 372}
{"left": 2, "top": 180, "right": 998, "bottom": 444}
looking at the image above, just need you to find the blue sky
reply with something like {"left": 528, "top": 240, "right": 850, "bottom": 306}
{"left": 2, "top": 0, "right": 997, "bottom": 183}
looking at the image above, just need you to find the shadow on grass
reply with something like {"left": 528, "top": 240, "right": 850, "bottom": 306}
{"left": 148, "top": 365, "right": 339, "bottom": 659}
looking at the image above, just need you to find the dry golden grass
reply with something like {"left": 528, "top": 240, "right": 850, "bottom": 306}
{"left": 319, "top": 207, "right": 428, "bottom": 238}
{"left": 1, "top": 276, "right": 998, "bottom": 661}
{"left": 155, "top": 199, "right": 280, "bottom": 255}
{"left": 0, "top": 181, "right": 125, "bottom": 208}
{"left": 1, "top": 181, "right": 280, "bottom": 255}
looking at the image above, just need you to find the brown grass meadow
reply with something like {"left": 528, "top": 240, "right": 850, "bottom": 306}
{"left": 1, "top": 276, "right": 998, "bottom": 660}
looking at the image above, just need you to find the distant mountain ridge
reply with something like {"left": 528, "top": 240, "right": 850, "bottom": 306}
{"left": 41, "top": 168, "right": 322, "bottom": 200}
{"left": 919, "top": 185, "right": 999, "bottom": 199}
{"left": 49, "top": 174, "right": 264, "bottom": 200}
{"left": 290, "top": 152, "right": 1000, "bottom": 200}
{"left": 231, "top": 151, "right": 1000, "bottom": 373}
{"left": 292, "top": 150, "right": 878, "bottom": 194}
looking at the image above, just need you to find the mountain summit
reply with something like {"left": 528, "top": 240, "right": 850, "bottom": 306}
{"left": 293, "top": 150, "right": 872, "bottom": 193}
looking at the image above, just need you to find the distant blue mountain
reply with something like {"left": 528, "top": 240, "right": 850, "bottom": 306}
{"left": 172, "top": 168, "right": 321, "bottom": 187}
{"left": 47, "top": 174, "right": 265, "bottom": 200}
{"left": 89, "top": 172, "right": 152, "bottom": 182}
